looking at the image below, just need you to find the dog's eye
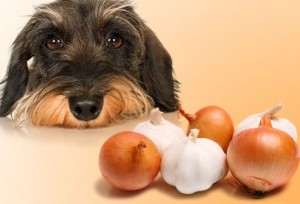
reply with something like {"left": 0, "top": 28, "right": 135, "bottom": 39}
{"left": 107, "top": 34, "right": 123, "bottom": 49}
{"left": 46, "top": 35, "right": 63, "bottom": 51}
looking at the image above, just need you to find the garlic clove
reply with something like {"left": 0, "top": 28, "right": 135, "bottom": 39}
{"left": 160, "top": 141, "right": 184, "bottom": 186}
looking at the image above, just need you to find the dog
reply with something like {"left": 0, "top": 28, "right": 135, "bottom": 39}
{"left": 0, "top": 0, "right": 179, "bottom": 128}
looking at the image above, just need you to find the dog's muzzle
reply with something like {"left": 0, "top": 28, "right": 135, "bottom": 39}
{"left": 68, "top": 95, "right": 104, "bottom": 121}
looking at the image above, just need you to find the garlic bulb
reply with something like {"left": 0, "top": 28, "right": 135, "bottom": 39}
{"left": 161, "top": 129, "right": 228, "bottom": 194}
{"left": 133, "top": 108, "right": 186, "bottom": 153}
{"left": 234, "top": 103, "right": 297, "bottom": 141}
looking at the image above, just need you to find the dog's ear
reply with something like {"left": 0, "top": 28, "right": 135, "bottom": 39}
{"left": 141, "top": 27, "right": 179, "bottom": 112}
{"left": 0, "top": 24, "right": 32, "bottom": 117}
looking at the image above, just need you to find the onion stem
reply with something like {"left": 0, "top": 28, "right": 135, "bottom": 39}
{"left": 178, "top": 106, "right": 195, "bottom": 122}
{"left": 260, "top": 115, "right": 273, "bottom": 127}
{"left": 137, "top": 141, "right": 147, "bottom": 149}
{"left": 261, "top": 103, "right": 284, "bottom": 117}
{"left": 133, "top": 142, "right": 147, "bottom": 162}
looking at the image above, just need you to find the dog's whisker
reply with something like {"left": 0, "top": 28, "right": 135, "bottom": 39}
{"left": 9, "top": 111, "right": 28, "bottom": 129}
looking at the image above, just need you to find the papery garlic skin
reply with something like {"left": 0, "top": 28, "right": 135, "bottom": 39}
{"left": 268, "top": 118, "right": 297, "bottom": 141}
{"left": 133, "top": 108, "right": 186, "bottom": 153}
{"left": 161, "top": 129, "right": 228, "bottom": 194}
{"left": 234, "top": 103, "right": 297, "bottom": 141}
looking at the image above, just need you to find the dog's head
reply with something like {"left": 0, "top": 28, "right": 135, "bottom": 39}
{"left": 0, "top": 0, "right": 179, "bottom": 128}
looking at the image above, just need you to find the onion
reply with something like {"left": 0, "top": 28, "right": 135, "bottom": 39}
{"left": 179, "top": 105, "right": 234, "bottom": 152}
{"left": 227, "top": 115, "right": 299, "bottom": 197}
{"left": 99, "top": 131, "right": 161, "bottom": 191}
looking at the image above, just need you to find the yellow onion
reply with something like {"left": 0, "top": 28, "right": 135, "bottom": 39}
{"left": 179, "top": 105, "right": 234, "bottom": 152}
{"left": 227, "top": 115, "right": 299, "bottom": 197}
{"left": 99, "top": 131, "right": 161, "bottom": 191}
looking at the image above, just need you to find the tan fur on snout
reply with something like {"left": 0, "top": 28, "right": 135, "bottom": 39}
{"left": 13, "top": 77, "right": 153, "bottom": 128}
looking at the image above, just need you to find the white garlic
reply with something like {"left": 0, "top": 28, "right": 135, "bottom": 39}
{"left": 133, "top": 108, "right": 186, "bottom": 153}
{"left": 234, "top": 103, "right": 297, "bottom": 141}
{"left": 161, "top": 129, "right": 228, "bottom": 194}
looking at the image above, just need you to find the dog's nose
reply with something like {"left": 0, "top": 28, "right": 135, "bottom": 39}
{"left": 68, "top": 95, "right": 103, "bottom": 121}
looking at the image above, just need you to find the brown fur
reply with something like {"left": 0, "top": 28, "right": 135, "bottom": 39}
{"left": 0, "top": 0, "right": 179, "bottom": 129}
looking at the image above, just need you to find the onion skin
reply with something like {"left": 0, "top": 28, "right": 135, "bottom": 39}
{"left": 227, "top": 115, "right": 299, "bottom": 194}
{"left": 99, "top": 131, "right": 161, "bottom": 191}
{"left": 179, "top": 105, "right": 234, "bottom": 152}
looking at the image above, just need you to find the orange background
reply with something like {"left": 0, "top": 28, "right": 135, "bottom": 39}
{"left": 0, "top": 0, "right": 300, "bottom": 204}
